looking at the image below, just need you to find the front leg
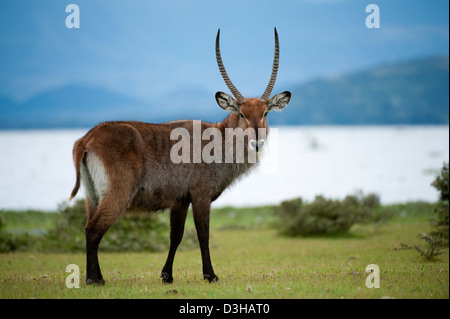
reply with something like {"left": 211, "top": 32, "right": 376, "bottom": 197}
{"left": 161, "top": 200, "right": 189, "bottom": 284}
{"left": 191, "top": 196, "right": 219, "bottom": 283}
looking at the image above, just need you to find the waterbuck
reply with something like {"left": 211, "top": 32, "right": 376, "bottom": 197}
{"left": 70, "top": 28, "right": 291, "bottom": 285}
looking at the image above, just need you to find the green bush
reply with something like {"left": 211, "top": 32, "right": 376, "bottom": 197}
{"left": 0, "top": 211, "right": 37, "bottom": 252}
{"left": 432, "top": 162, "right": 449, "bottom": 202}
{"left": 431, "top": 162, "right": 449, "bottom": 245}
{"left": 275, "top": 193, "right": 381, "bottom": 236}
{"left": 0, "top": 200, "right": 197, "bottom": 253}
{"left": 45, "top": 199, "right": 178, "bottom": 252}
{"left": 395, "top": 163, "right": 449, "bottom": 261}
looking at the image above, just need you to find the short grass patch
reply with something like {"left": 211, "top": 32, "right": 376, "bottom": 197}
{"left": 1, "top": 219, "right": 448, "bottom": 299}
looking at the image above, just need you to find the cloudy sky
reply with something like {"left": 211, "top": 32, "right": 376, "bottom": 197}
{"left": 0, "top": 0, "right": 448, "bottom": 102}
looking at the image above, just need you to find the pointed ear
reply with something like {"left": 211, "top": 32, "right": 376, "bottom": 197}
{"left": 215, "top": 91, "right": 239, "bottom": 114}
{"left": 267, "top": 91, "right": 291, "bottom": 112}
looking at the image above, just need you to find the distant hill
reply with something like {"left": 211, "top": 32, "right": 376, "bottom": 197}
{"left": 272, "top": 55, "right": 449, "bottom": 125}
{"left": 0, "top": 84, "right": 148, "bottom": 129}
{"left": 0, "top": 84, "right": 226, "bottom": 129}
{"left": 0, "top": 55, "right": 448, "bottom": 129}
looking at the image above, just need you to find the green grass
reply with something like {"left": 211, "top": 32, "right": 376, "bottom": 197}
{"left": 0, "top": 202, "right": 448, "bottom": 299}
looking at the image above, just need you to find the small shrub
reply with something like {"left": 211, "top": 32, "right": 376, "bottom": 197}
{"left": 432, "top": 162, "right": 449, "bottom": 202}
{"left": 397, "top": 233, "right": 446, "bottom": 261}
{"left": 0, "top": 199, "right": 197, "bottom": 253}
{"left": 395, "top": 163, "right": 449, "bottom": 261}
{"left": 430, "top": 162, "right": 449, "bottom": 245}
{"left": 0, "top": 230, "right": 35, "bottom": 253}
{"left": 45, "top": 199, "right": 176, "bottom": 252}
{"left": 0, "top": 212, "right": 35, "bottom": 252}
{"left": 275, "top": 193, "right": 380, "bottom": 236}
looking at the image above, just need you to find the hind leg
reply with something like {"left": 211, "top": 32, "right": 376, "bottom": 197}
{"left": 84, "top": 193, "right": 131, "bottom": 285}
{"left": 85, "top": 228, "right": 105, "bottom": 285}
{"left": 84, "top": 197, "right": 103, "bottom": 283}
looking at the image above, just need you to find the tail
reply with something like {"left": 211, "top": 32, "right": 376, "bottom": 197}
{"left": 69, "top": 139, "right": 86, "bottom": 201}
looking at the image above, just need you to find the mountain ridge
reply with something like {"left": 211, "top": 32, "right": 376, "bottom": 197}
{"left": 0, "top": 55, "right": 448, "bottom": 129}
{"left": 273, "top": 55, "right": 449, "bottom": 125}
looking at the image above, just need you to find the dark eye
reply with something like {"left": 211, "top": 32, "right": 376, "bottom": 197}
{"left": 263, "top": 112, "right": 268, "bottom": 117}
{"left": 240, "top": 113, "right": 246, "bottom": 119}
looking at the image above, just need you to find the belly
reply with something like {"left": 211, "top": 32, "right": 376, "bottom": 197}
{"left": 130, "top": 183, "right": 190, "bottom": 211}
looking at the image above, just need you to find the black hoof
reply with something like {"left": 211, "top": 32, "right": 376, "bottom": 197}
{"left": 203, "top": 274, "right": 220, "bottom": 283}
{"left": 86, "top": 278, "right": 105, "bottom": 285}
{"left": 160, "top": 272, "right": 173, "bottom": 284}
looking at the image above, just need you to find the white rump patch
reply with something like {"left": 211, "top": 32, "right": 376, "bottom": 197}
{"left": 81, "top": 153, "right": 109, "bottom": 204}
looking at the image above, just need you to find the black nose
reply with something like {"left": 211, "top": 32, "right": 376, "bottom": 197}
{"left": 250, "top": 140, "right": 265, "bottom": 152}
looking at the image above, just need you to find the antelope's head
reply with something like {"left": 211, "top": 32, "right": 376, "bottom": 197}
{"left": 215, "top": 28, "right": 291, "bottom": 152}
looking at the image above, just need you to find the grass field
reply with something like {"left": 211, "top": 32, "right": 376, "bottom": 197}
{"left": 0, "top": 203, "right": 448, "bottom": 299}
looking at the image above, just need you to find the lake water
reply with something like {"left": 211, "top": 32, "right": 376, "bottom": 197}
{"left": 0, "top": 126, "right": 448, "bottom": 211}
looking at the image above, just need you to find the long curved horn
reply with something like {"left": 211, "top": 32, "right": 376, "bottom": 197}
{"left": 216, "top": 29, "right": 246, "bottom": 103}
{"left": 261, "top": 27, "right": 280, "bottom": 101}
